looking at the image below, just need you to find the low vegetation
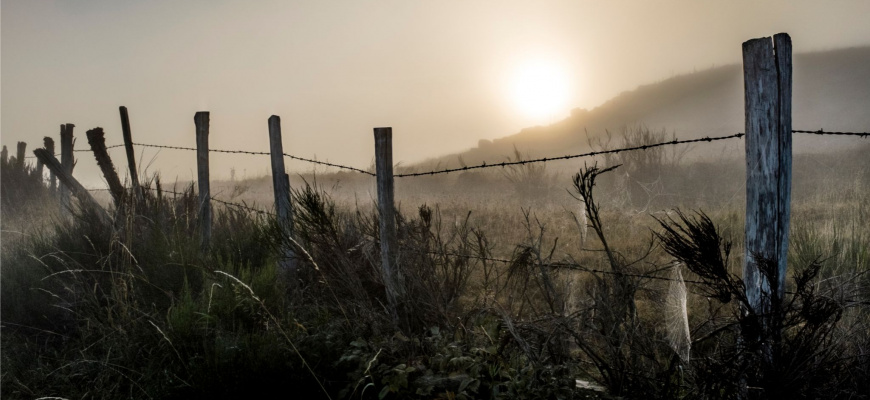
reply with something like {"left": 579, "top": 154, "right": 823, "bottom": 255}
{"left": 2, "top": 131, "right": 868, "bottom": 399}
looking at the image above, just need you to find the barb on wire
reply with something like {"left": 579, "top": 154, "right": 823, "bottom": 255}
{"left": 792, "top": 129, "right": 869, "bottom": 137}
{"left": 282, "top": 153, "right": 375, "bottom": 176}
{"left": 395, "top": 133, "right": 746, "bottom": 178}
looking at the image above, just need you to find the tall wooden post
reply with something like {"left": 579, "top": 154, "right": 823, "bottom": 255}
{"left": 86, "top": 127, "right": 125, "bottom": 208}
{"left": 60, "top": 124, "right": 75, "bottom": 214}
{"left": 742, "top": 32, "right": 792, "bottom": 390}
{"left": 119, "top": 106, "right": 144, "bottom": 204}
{"left": 195, "top": 112, "right": 211, "bottom": 251}
{"left": 374, "top": 127, "right": 404, "bottom": 325}
{"left": 268, "top": 115, "right": 296, "bottom": 277}
{"left": 743, "top": 33, "right": 792, "bottom": 315}
{"left": 44, "top": 137, "right": 57, "bottom": 192}
{"left": 15, "top": 142, "right": 27, "bottom": 170}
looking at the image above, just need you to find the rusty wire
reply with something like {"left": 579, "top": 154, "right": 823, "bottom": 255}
{"left": 394, "top": 133, "right": 746, "bottom": 177}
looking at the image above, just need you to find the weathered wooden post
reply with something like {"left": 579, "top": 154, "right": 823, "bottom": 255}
{"left": 1, "top": 146, "right": 7, "bottom": 164}
{"left": 44, "top": 137, "right": 57, "bottom": 192}
{"left": 195, "top": 112, "right": 211, "bottom": 251}
{"left": 33, "top": 148, "right": 110, "bottom": 224}
{"left": 743, "top": 33, "right": 791, "bottom": 316}
{"left": 15, "top": 142, "right": 27, "bottom": 170}
{"left": 86, "top": 127, "right": 126, "bottom": 208}
{"left": 742, "top": 32, "right": 792, "bottom": 389}
{"left": 267, "top": 115, "right": 297, "bottom": 277}
{"left": 36, "top": 151, "right": 45, "bottom": 180}
{"left": 60, "top": 124, "right": 76, "bottom": 214}
{"left": 119, "top": 106, "right": 144, "bottom": 204}
{"left": 374, "top": 127, "right": 404, "bottom": 325}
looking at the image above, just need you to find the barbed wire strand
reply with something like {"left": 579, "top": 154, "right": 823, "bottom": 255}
{"left": 17, "top": 128, "right": 867, "bottom": 165}
{"left": 411, "top": 249, "right": 708, "bottom": 285}
{"left": 792, "top": 129, "right": 869, "bottom": 137}
{"left": 86, "top": 186, "right": 276, "bottom": 216}
{"left": 129, "top": 142, "right": 375, "bottom": 176}
{"left": 394, "top": 133, "right": 746, "bottom": 177}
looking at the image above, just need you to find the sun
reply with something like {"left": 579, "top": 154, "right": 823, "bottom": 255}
{"left": 510, "top": 60, "right": 571, "bottom": 120}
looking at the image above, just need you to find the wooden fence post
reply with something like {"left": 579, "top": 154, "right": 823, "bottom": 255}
{"left": 374, "top": 127, "right": 404, "bottom": 325}
{"left": 36, "top": 150, "right": 45, "bottom": 180}
{"left": 119, "top": 106, "right": 144, "bottom": 204}
{"left": 1, "top": 146, "right": 7, "bottom": 164}
{"left": 267, "top": 115, "right": 297, "bottom": 277}
{"left": 44, "top": 137, "right": 57, "bottom": 192}
{"left": 86, "top": 127, "right": 125, "bottom": 208}
{"left": 33, "top": 148, "right": 110, "bottom": 224}
{"left": 195, "top": 112, "right": 211, "bottom": 251}
{"left": 16, "top": 142, "right": 27, "bottom": 170}
{"left": 742, "top": 32, "right": 792, "bottom": 367}
{"left": 60, "top": 124, "right": 76, "bottom": 214}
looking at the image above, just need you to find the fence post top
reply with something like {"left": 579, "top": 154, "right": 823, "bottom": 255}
{"left": 742, "top": 32, "right": 791, "bottom": 48}
{"left": 374, "top": 127, "right": 392, "bottom": 138}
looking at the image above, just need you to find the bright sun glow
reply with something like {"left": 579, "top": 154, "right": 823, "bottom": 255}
{"left": 510, "top": 60, "right": 571, "bottom": 120}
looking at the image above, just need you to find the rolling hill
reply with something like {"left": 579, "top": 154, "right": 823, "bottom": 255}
{"left": 421, "top": 46, "right": 870, "bottom": 169}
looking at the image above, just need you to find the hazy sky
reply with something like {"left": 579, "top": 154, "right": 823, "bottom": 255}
{"left": 3, "top": 1, "right": 870, "bottom": 187}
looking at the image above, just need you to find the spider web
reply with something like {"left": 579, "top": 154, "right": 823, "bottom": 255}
{"left": 666, "top": 263, "right": 691, "bottom": 363}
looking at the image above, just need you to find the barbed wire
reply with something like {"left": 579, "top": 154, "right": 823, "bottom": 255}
{"left": 15, "top": 128, "right": 868, "bottom": 167}
{"left": 792, "top": 129, "right": 869, "bottom": 137}
{"left": 413, "top": 249, "right": 708, "bottom": 285}
{"left": 23, "top": 145, "right": 124, "bottom": 158}
{"left": 394, "top": 133, "right": 746, "bottom": 178}
{"left": 86, "top": 186, "right": 276, "bottom": 216}
{"left": 74, "top": 144, "right": 125, "bottom": 152}
{"left": 281, "top": 153, "right": 374, "bottom": 176}
{"left": 129, "top": 142, "right": 375, "bottom": 175}
{"left": 145, "top": 187, "right": 276, "bottom": 216}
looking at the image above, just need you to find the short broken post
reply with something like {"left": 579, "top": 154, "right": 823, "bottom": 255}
{"left": 33, "top": 148, "right": 110, "bottom": 224}
{"left": 267, "top": 115, "right": 297, "bottom": 278}
{"left": 1, "top": 146, "right": 7, "bottom": 164}
{"left": 374, "top": 127, "right": 405, "bottom": 327}
{"left": 87, "top": 127, "right": 126, "bottom": 208}
{"left": 44, "top": 137, "right": 57, "bottom": 192}
{"left": 16, "top": 142, "right": 27, "bottom": 170}
{"left": 36, "top": 152, "right": 45, "bottom": 181}
{"left": 195, "top": 112, "right": 212, "bottom": 252}
{"left": 60, "top": 124, "right": 76, "bottom": 214}
{"left": 119, "top": 106, "right": 144, "bottom": 205}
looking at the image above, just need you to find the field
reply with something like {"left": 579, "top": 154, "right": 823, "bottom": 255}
{"left": 2, "top": 128, "right": 869, "bottom": 399}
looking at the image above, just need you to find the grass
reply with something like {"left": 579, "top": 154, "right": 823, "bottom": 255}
{"left": 2, "top": 132, "right": 868, "bottom": 399}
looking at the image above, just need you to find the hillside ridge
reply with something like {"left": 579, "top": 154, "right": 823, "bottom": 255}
{"left": 419, "top": 46, "right": 870, "bottom": 169}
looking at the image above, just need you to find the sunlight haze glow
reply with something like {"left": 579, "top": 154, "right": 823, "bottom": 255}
{"left": 510, "top": 60, "right": 572, "bottom": 122}
{"left": 2, "top": 1, "right": 870, "bottom": 187}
